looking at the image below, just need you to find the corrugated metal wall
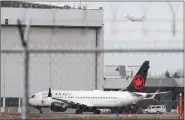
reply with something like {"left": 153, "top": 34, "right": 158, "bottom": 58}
{"left": 1, "top": 27, "right": 98, "bottom": 97}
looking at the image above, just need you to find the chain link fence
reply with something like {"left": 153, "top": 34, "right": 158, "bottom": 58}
{"left": 0, "top": 1, "right": 184, "bottom": 119}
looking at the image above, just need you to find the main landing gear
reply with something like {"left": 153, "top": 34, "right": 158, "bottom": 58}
{"left": 93, "top": 109, "right": 101, "bottom": 114}
{"left": 75, "top": 105, "right": 84, "bottom": 114}
{"left": 76, "top": 109, "right": 83, "bottom": 114}
{"left": 75, "top": 107, "right": 101, "bottom": 114}
{"left": 36, "top": 107, "right": 43, "bottom": 114}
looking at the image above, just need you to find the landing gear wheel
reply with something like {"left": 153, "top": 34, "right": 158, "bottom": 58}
{"left": 76, "top": 109, "right": 83, "bottom": 114}
{"left": 93, "top": 110, "right": 101, "bottom": 114}
{"left": 37, "top": 108, "right": 43, "bottom": 114}
{"left": 111, "top": 108, "right": 119, "bottom": 114}
{"left": 157, "top": 111, "right": 161, "bottom": 114}
{"left": 39, "top": 110, "right": 43, "bottom": 114}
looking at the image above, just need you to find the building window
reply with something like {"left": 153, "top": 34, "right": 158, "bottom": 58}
{"left": 1, "top": 98, "right": 3, "bottom": 107}
{"left": 20, "top": 98, "right": 22, "bottom": 107}
{"left": 5, "top": 98, "right": 19, "bottom": 107}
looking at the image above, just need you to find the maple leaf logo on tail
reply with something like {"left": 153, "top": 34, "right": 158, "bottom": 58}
{"left": 126, "top": 61, "right": 150, "bottom": 92}
{"left": 133, "top": 75, "right": 144, "bottom": 90}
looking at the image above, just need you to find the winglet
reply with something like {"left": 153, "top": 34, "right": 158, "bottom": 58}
{"left": 144, "top": 89, "right": 171, "bottom": 101}
{"left": 149, "top": 89, "right": 160, "bottom": 99}
{"left": 144, "top": 89, "right": 160, "bottom": 101}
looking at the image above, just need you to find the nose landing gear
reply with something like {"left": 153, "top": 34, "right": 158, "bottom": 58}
{"left": 35, "top": 107, "right": 43, "bottom": 114}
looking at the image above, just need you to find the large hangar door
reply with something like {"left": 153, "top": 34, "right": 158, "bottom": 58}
{"left": 1, "top": 27, "right": 98, "bottom": 97}
{"left": 29, "top": 27, "right": 97, "bottom": 94}
{"left": 1, "top": 27, "right": 25, "bottom": 97}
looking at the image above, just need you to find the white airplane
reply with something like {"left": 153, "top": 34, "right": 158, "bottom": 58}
{"left": 124, "top": 15, "right": 145, "bottom": 22}
{"left": 28, "top": 61, "right": 170, "bottom": 114}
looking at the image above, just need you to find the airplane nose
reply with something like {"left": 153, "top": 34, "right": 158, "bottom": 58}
{"left": 28, "top": 98, "right": 32, "bottom": 106}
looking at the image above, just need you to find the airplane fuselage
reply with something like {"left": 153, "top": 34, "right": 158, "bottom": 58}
{"left": 28, "top": 90, "right": 147, "bottom": 108}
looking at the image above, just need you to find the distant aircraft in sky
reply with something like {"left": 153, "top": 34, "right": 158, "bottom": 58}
{"left": 125, "top": 15, "right": 145, "bottom": 22}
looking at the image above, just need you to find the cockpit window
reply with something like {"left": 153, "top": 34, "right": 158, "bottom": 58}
{"left": 31, "top": 95, "right": 36, "bottom": 98}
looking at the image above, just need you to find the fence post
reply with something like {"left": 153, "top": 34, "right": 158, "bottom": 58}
{"left": 179, "top": 93, "right": 183, "bottom": 120}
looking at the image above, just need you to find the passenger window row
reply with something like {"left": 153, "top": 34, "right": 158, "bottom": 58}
{"left": 42, "top": 96, "right": 118, "bottom": 99}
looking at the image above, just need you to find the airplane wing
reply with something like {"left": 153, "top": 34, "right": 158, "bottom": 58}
{"left": 143, "top": 89, "right": 159, "bottom": 101}
{"left": 51, "top": 97, "right": 93, "bottom": 107}
{"left": 118, "top": 88, "right": 127, "bottom": 91}
{"left": 144, "top": 89, "right": 171, "bottom": 101}
{"left": 147, "top": 90, "right": 171, "bottom": 95}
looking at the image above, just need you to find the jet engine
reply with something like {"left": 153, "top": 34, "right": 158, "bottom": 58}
{"left": 50, "top": 102, "right": 67, "bottom": 112}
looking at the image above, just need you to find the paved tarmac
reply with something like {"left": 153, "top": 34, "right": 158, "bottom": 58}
{"left": 1, "top": 112, "right": 179, "bottom": 119}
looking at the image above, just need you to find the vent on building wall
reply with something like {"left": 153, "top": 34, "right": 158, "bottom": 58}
{"left": 5, "top": 19, "right": 8, "bottom": 25}
{"left": 115, "top": 67, "right": 119, "bottom": 71}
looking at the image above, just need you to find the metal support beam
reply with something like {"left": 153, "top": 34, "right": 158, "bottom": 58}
{"left": 14, "top": 0, "right": 184, "bottom": 2}
{"left": 183, "top": 1, "right": 185, "bottom": 120}
{"left": 17, "top": 19, "right": 30, "bottom": 119}
{"left": 0, "top": 48, "right": 183, "bottom": 54}
{"left": 0, "top": 19, "right": 1, "bottom": 120}
{"left": 95, "top": 29, "right": 98, "bottom": 90}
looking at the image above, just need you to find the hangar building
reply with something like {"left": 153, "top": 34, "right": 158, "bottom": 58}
{"left": 1, "top": 1, "right": 104, "bottom": 112}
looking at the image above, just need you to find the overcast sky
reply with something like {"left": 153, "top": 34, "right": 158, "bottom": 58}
{"left": 35, "top": 2, "right": 183, "bottom": 76}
